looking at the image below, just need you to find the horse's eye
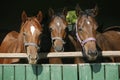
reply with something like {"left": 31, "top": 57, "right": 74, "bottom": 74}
{"left": 49, "top": 28, "right": 53, "bottom": 32}
{"left": 23, "top": 32, "right": 27, "bottom": 36}
{"left": 65, "top": 27, "right": 69, "bottom": 32}
{"left": 78, "top": 27, "right": 82, "bottom": 31}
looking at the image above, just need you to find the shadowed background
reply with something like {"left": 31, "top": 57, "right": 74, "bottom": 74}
{"left": 0, "top": 0, "right": 120, "bottom": 43}
{"left": 0, "top": 0, "right": 120, "bottom": 30}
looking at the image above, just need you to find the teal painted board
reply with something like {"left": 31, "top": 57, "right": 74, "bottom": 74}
{"left": 105, "top": 63, "right": 119, "bottom": 80}
{"left": 26, "top": 65, "right": 37, "bottom": 80}
{"left": 63, "top": 64, "right": 78, "bottom": 80}
{"left": 50, "top": 64, "right": 62, "bottom": 80}
{"left": 14, "top": 64, "right": 26, "bottom": 80}
{"left": 0, "top": 63, "right": 120, "bottom": 80}
{"left": 37, "top": 64, "right": 50, "bottom": 80}
{"left": 78, "top": 64, "right": 92, "bottom": 80}
{"left": 0, "top": 65, "right": 2, "bottom": 80}
{"left": 92, "top": 63, "right": 105, "bottom": 80}
{"left": 3, "top": 65, "right": 14, "bottom": 80}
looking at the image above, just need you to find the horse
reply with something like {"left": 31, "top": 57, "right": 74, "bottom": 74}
{"left": 75, "top": 4, "right": 120, "bottom": 62}
{"left": 0, "top": 11, "right": 43, "bottom": 64}
{"left": 47, "top": 8, "right": 77, "bottom": 64}
{"left": 96, "top": 26, "right": 120, "bottom": 62}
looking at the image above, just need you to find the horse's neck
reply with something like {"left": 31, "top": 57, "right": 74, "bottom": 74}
{"left": 96, "top": 32, "right": 111, "bottom": 50}
{"left": 68, "top": 34, "right": 82, "bottom": 51}
{"left": 0, "top": 31, "right": 25, "bottom": 53}
{"left": 17, "top": 32, "right": 25, "bottom": 52}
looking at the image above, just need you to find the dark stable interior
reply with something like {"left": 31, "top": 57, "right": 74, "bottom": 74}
{"left": 0, "top": 0, "right": 120, "bottom": 30}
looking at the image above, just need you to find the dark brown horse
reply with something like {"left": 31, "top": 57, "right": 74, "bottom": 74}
{"left": 96, "top": 27, "right": 120, "bottom": 62}
{"left": 0, "top": 11, "right": 43, "bottom": 64}
{"left": 75, "top": 4, "right": 98, "bottom": 62}
{"left": 48, "top": 8, "right": 70, "bottom": 64}
{"left": 75, "top": 4, "right": 120, "bottom": 62}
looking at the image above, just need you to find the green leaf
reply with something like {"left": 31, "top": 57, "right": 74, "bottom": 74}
{"left": 66, "top": 10, "right": 77, "bottom": 24}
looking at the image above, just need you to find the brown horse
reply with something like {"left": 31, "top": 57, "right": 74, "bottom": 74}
{"left": 0, "top": 11, "right": 43, "bottom": 64}
{"left": 96, "top": 27, "right": 120, "bottom": 62}
{"left": 75, "top": 4, "right": 120, "bottom": 62}
{"left": 48, "top": 8, "right": 69, "bottom": 64}
{"left": 75, "top": 4, "right": 98, "bottom": 62}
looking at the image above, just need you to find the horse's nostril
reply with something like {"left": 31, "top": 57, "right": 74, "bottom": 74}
{"left": 95, "top": 50, "right": 98, "bottom": 55}
{"left": 56, "top": 46, "right": 62, "bottom": 50}
{"left": 55, "top": 46, "right": 63, "bottom": 52}
{"left": 88, "top": 50, "right": 98, "bottom": 56}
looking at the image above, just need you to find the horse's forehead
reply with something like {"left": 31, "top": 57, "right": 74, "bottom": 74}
{"left": 30, "top": 25, "right": 36, "bottom": 35}
{"left": 23, "top": 19, "right": 41, "bottom": 34}
{"left": 54, "top": 17, "right": 62, "bottom": 24}
{"left": 52, "top": 17, "right": 66, "bottom": 28}
{"left": 78, "top": 16, "right": 93, "bottom": 26}
{"left": 86, "top": 19, "right": 90, "bottom": 24}
{"left": 28, "top": 18, "right": 41, "bottom": 29}
{"left": 24, "top": 24, "right": 37, "bottom": 35}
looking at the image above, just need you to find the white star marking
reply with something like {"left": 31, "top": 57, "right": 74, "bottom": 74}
{"left": 87, "top": 21, "right": 90, "bottom": 24}
{"left": 57, "top": 22, "right": 60, "bottom": 26}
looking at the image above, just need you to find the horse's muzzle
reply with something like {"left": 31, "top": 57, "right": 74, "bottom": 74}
{"left": 54, "top": 45, "right": 64, "bottom": 52}
{"left": 88, "top": 50, "right": 98, "bottom": 56}
{"left": 29, "top": 59, "right": 37, "bottom": 64}
{"left": 27, "top": 54, "right": 39, "bottom": 64}
{"left": 87, "top": 49, "right": 98, "bottom": 61}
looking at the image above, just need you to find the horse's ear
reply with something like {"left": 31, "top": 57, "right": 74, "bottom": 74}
{"left": 21, "top": 10, "right": 27, "bottom": 23}
{"left": 62, "top": 7, "right": 68, "bottom": 17}
{"left": 37, "top": 11, "right": 43, "bottom": 23}
{"left": 75, "top": 4, "right": 82, "bottom": 17}
{"left": 91, "top": 4, "right": 98, "bottom": 17}
{"left": 48, "top": 8, "right": 54, "bottom": 18}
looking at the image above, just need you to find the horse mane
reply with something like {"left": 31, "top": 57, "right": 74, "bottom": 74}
{"left": 79, "top": 9, "right": 96, "bottom": 18}
{"left": 51, "top": 13, "right": 66, "bottom": 21}
{"left": 103, "top": 26, "right": 120, "bottom": 32}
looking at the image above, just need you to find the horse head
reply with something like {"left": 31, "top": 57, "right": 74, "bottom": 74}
{"left": 48, "top": 8, "right": 68, "bottom": 52}
{"left": 20, "top": 11, "right": 43, "bottom": 64}
{"left": 75, "top": 4, "right": 99, "bottom": 61}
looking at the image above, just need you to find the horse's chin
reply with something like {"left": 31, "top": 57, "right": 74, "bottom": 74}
{"left": 55, "top": 49, "right": 64, "bottom": 52}
{"left": 87, "top": 56, "right": 97, "bottom": 61}
{"left": 29, "top": 60, "right": 37, "bottom": 64}
{"left": 29, "top": 61, "right": 37, "bottom": 64}
{"left": 82, "top": 48, "right": 98, "bottom": 61}
{"left": 82, "top": 49, "right": 97, "bottom": 61}
{"left": 54, "top": 47, "right": 64, "bottom": 52}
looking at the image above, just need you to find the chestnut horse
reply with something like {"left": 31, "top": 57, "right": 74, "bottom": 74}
{"left": 48, "top": 8, "right": 75, "bottom": 64}
{"left": 75, "top": 4, "right": 120, "bottom": 62}
{"left": 0, "top": 11, "right": 43, "bottom": 64}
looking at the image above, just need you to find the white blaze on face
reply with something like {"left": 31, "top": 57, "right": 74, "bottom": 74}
{"left": 56, "top": 21, "right": 61, "bottom": 33}
{"left": 30, "top": 25, "right": 35, "bottom": 35}
{"left": 57, "top": 22, "right": 60, "bottom": 26}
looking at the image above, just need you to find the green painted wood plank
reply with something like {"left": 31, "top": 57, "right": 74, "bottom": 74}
{"left": 105, "top": 63, "right": 119, "bottom": 80}
{"left": 92, "top": 63, "right": 105, "bottom": 80}
{"left": 3, "top": 65, "right": 14, "bottom": 80}
{"left": 14, "top": 65, "right": 25, "bottom": 80}
{"left": 50, "top": 64, "right": 62, "bottom": 80}
{"left": 37, "top": 64, "right": 50, "bottom": 80}
{"left": 26, "top": 65, "right": 37, "bottom": 80}
{"left": 63, "top": 64, "right": 77, "bottom": 80}
{"left": 0, "top": 63, "right": 119, "bottom": 80}
{"left": 0, "top": 65, "right": 3, "bottom": 80}
{"left": 78, "top": 64, "right": 92, "bottom": 80}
